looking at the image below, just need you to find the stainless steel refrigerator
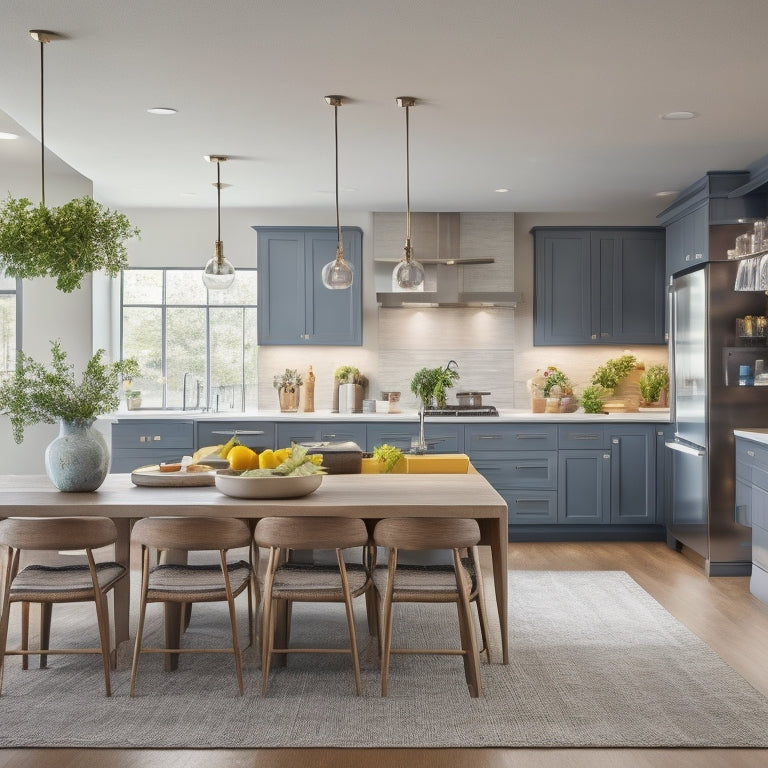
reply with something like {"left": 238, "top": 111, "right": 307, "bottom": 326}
{"left": 667, "top": 255, "right": 768, "bottom": 575}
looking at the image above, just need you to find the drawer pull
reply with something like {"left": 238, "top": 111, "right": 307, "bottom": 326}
{"left": 572, "top": 434, "right": 599, "bottom": 440}
{"left": 515, "top": 499, "right": 547, "bottom": 504}
{"left": 515, "top": 465, "right": 547, "bottom": 470}
{"left": 476, "top": 435, "right": 503, "bottom": 440}
{"left": 748, "top": 450, "right": 756, "bottom": 457}
{"left": 515, "top": 434, "right": 549, "bottom": 440}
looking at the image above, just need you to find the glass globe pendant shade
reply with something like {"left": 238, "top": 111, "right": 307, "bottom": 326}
{"left": 321, "top": 246, "right": 354, "bottom": 289}
{"left": 392, "top": 244, "right": 425, "bottom": 291}
{"left": 202, "top": 240, "right": 236, "bottom": 290}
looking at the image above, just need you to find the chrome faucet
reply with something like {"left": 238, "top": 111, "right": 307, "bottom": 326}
{"left": 182, "top": 372, "right": 202, "bottom": 411}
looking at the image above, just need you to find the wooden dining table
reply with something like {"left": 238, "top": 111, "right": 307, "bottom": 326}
{"left": 0, "top": 471, "right": 510, "bottom": 664}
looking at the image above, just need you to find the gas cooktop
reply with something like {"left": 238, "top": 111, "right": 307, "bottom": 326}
{"left": 425, "top": 405, "right": 499, "bottom": 417}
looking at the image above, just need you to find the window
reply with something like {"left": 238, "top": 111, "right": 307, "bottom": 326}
{"left": 121, "top": 269, "right": 258, "bottom": 411}
{"left": 0, "top": 272, "right": 20, "bottom": 374}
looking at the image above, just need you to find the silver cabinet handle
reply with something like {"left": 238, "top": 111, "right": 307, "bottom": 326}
{"left": 748, "top": 450, "right": 756, "bottom": 457}
{"left": 476, "top": 435, "right": 503, "bottom": 440}
{"left": 665, "top": 441, "right": 705, "bottom": 457}
{"left": 572, "top": 434, "right": 600, "bottom": 440}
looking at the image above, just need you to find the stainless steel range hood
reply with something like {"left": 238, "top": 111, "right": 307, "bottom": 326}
{"left": 375, "top": 213, "right": 521, "bottom": 308}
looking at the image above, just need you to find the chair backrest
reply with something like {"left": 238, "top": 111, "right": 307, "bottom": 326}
{"left": 373, "top": 518, "right": 480, "bottom": 551}
{"left": 254, "top": 516, "right": 368, "bottom": 551}
{"left": 131, "top": 517, "right": 251, "bottom": 551}
{"left": 0, "top": 516, "right": 118, "bottom": 551}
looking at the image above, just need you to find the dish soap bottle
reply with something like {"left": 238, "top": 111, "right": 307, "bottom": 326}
{"left": 304, "top": 365, "right": 315, "bottom": 412}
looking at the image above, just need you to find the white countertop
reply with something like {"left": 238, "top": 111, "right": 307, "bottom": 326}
{"left": 103, "top": 408, "right": 671, "bottom": 424}
{"left": 734, "top": 428, "right": 768, "bottom": 445}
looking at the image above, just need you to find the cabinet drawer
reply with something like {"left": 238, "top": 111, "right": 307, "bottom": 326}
{"left": 500, "top": 489, "right": 558, "bottom": 525}
{"left": 736, "top": 439, "right": 768, "bottom": 473}
{"left": 277, "top": 422, "right": 366, "bottom": 448}
{"left": 197, "top": 421, "right": 275, "bottom": 451}
{"left": 366, "top": 423, "right": 462, "bottom": 453}
{"left": 558, "top": 424, "right": 607, "bottom": 449}
{"left": 111, "top": 449, "right": 190, "bottom": 473}
{"left": 471, "top": 452, "right": 557, "bottom": 489}
{"left": 465, "top": 424, "right": 557, "bottom": 453}
{"left": 112, "top": 421, "right": 194, "bottom": 450}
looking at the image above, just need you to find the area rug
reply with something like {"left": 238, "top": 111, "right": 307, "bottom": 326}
{"left": 2, "top": 570, "right": 768, "bottom": 748}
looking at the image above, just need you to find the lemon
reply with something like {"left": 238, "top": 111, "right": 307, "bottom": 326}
{"left": 259, "top": 449, "right": 280, "bottom": 470}
{"left": 228, "top": 445, "right": 259, "bottom": 471}
{"left": 274, "top": 447, "right": 292, "bottom": 463}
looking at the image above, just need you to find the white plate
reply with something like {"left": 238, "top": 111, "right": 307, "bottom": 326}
{"left": 131, "top": 465, "right": 216, "bottom": 487}
{"left": 214, "top": 470, "right": 323, "bottom": 499}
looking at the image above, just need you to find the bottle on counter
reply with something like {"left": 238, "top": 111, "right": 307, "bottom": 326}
{"left": 739, "top": 364, "right": 754, "bottom": 386}
{"left": 304, "top": 365, "right": 315, "bottom": 412}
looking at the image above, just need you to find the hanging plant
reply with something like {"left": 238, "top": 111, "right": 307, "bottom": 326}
{"left": 0, "top": 195, "right": 140, "bottom": 293}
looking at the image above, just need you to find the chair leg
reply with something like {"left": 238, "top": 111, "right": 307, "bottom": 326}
{"left": 336, "top": 550, "right": 362, "bottom": 696}
{"left": 220, "top": 551, "right": 244, "bottom": 696}
{"left": 456, "top": 590, "right": 482, "bottom": 698}
{"left": 0, "top": 572, "right": 14, "bottom": 696}
{"left": 93, "top": 593, "right": 113, "bottom": 697}
{"left": 21, "top": 602, "right": 29, "bottom": 670}
{"left": 471, "top": 546, "right": 491, "bottom": 663}
{"left": 130, "top": 549, "right": 151, "bottom": 698}
{"left": 39, "top": 603, "right": 52, "bottom": 669}
{"left": 380, "top": 550, "right": 398, "bottom": 696}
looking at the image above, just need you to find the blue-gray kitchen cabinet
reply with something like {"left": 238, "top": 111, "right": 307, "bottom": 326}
{"left": 255, "top": 226, "right": 362, "bottom": 346}
{"left": 110, "top": 420, "right": 195, "bottom": 473}
{"left": 609, "top": 425, "right": 657, "bottom": 524}
{"left": 656, "top": 425, "right": 674, "bottom": 528}
{"left": 366, "top": 422, "right": 464, "bottom": 454}
{"left": 196, "top": 420, "right": 276, "bottom": 452}
{"left": 276, "top": 421, "right": 366, "bottom": 448}
{"left": 532, "top": 227, "right": 666, "bottom": 346}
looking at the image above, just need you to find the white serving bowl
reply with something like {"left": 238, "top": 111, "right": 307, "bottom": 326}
{"left": 214, "top": 470, "right": 323, "bottom": 499}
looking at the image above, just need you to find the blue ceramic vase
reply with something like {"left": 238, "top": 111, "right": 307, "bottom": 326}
{"left": 44, "top": 418, "right": 110, "bottom": 492}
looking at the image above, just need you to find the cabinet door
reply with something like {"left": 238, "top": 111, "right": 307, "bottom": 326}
{"left": 684, "top": 205, "right": 708, "bottom": 266}
{"left": 277, "top": 422, "right": 366, "bottom": 448}
{"left": 533, "top": 230, "right": 592, "bottom": 345}
{"left": 558, "top": 449, "right": 610, "bottom": 523}
{"left": 196, "top": 421, "right": 275, "bottom": 451}
{"left": 609, "top": 426, "right": 656, "bottom": 524}
{"left": 656, "top": 426, "right": 674, "bottom": 528}
{"left": 256, "top": 227, "right": 362, "bottom": 346}
{"left": 593, "top": 230, "right": 666, "bottom": 344}
{"left": 470, "top": 452, "right": 557, "bottom": 490}
{"left": 110, "top": 420, "right": 195, "bottom": 473}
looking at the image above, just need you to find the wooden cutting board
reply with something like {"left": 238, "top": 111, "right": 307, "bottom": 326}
{"left": 130, "top": 465, "right": 217, "bottom": 487}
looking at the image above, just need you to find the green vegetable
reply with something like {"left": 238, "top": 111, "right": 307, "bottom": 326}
{"left": 372, "top": 443, "right": 405, "bottom": 473}
{"left": 580, "top": 385, "right": 609, "bottom": 414}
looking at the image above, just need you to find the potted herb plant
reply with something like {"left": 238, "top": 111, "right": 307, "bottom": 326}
{"left": 0, "top": 340, "right": 139, "bottom": 491}
{"left": 410, "top": 361, "right": 460, "bottom": 409}
{"left": 334, "top": 365, "right": 368, "bottom": 413}
{"left": 273, "top": 369, "right": 303, "bottom": 412}
{"left": 0, "top": 195, "right": 140, "bottom": 293}
{"left": 639, "top": 363, "right": 669, "bottom": 407}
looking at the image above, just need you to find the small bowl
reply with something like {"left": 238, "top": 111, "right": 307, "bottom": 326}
{"left": 214, "top": 470, "right": 323, "bottom": 499}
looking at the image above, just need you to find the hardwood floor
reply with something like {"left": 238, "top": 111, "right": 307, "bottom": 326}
{"left": 3, "top": 540, "right": 768, "bottom": 768}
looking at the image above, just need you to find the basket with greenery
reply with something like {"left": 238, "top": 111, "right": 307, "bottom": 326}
{"left": 371, "top": 443, "right": 405, "bottom": 473}
{"left": 540, "top": 366, "right": 573, "bottom": 397}
{"left": 0, "top": 340, "right": 139, "bottom": 443}
{"left": 591, "top": 353, "right": 638, "bottom": 391}
{"left": 410, "top": 361, "right": 460, "bottom": 408}
{"left": 579, "top": 384, "right": 611, "bottom": 414}
{"left": 0, "top": 196, "right": 140, "bottom": 293}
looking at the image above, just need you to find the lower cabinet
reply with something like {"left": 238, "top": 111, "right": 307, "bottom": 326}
{"left": 366, "top": 423, "right": 463, "bottom": 454}
{"left": 558, "top": 449, "right": 611, "bottom": 523}
{"left": 609, "top": 425, "right": 657, "bottom": 524}
{"left": 197, "top": 421, "right": 276, "bottom": 452}
{"left": 110, "top": 420, "right": 195, "bottom": 473}
{"left": 277, "top": 422, "right": 367, "bottom": 448}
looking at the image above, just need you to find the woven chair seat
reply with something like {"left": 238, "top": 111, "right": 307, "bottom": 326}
{"left": 271, "top": 562, "right": 369, "bottom": 599}
{"left": 9, "top": 562, "right": 127, "bottom": 602}
{"left": 145, "top": 561, "right": 251, "bottom": 601}
{"left": 372, "top": 563, "right": 472, "bottom": 599}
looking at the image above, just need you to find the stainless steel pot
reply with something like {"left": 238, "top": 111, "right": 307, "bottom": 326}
{"left": 455, "top": 391, "right": 490, "bottom": 407}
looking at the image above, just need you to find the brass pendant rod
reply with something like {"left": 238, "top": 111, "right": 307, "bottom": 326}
{"left": 38, "top": 37, "right": 45, "bottom": 205}
{"left": 216, "top": 159, "right": 221, "bottom": 244}
{"left": 405, "top": 102, "right": 410, "bottom": 247}
{"left": 334, "top": 101, "right": 342, "bottom": 252}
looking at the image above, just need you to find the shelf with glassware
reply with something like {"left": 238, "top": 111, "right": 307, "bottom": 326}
{"left": 729, "top": 218, "right": 768, "bottom": 291}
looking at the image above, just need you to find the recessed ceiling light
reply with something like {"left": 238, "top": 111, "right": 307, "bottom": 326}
{"left": 495, "top": 188, "right": 510, "bottom": 193}
{"left": 147, "top": 107, "right": 177, "bottom": 115}
{"left": 655, "top": 190, "right": 679, "bottom": 197}
{"left": 661, "top": 111, "right": 697, "bottom": 120}
{"left": 0, "top": 132, "right": 19, "bottom": 140}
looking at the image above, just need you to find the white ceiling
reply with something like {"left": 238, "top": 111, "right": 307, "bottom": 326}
{"left": 1, "top": 0, "right": 768, "bottom": 218}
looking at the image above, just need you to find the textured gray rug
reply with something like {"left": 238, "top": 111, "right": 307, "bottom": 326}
{"left": 2, "top": 570, "right": 768, "bottom": 748}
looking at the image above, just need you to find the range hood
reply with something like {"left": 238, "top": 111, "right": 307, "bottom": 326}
{"left": 375, "top": 213, "right": 522, "bottom": 308}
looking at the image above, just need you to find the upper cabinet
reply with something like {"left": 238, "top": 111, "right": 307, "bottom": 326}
{"left": 657, "top": 171, "right": 767, "bottom": 280}
{"left": 255, "top": 226, "right": 362, "bottom": 346}
{"left": 532, "top": 227, "right": 666, "bottom": 346}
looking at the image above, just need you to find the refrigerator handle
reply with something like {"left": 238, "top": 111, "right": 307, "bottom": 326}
{"left": 665, "top": 440, "right": 706, "bottom": 457}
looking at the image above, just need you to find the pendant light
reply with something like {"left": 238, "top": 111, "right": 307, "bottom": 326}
{"left": 202, "top": 155, "right": 236, "bottom": 290}
{"left": 321, "top": 95, "right": 354, "bottom": 290}
{"left": 392, "top": 96, "right": 425, "bottom": 291}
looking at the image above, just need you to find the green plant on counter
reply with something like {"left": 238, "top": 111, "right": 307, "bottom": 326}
{"left": 410, "top": 361, "right": 460, "bottom": 408}
{"left": 0, "top": 195, "right": 140, "bottom": 293}
{"left": 273, "top": 368, "right": 303, "bottom": 392}
{"left": 580, "top": 385, "right": 610, "bottom": 414}
{"left": 639, "top": 364, "right": 669, "bottom": 404}
{"left": 591, "top": 353, "right": 638, "bottom": 391}
{"left": 334, "top": 365, "right": 360, "bottom": 384}
{"left": 372, "top": 443, "right": 405, "bottom": 473}
{"left": 541, "top": 366, "right": 573, "bottom": 396}
{"left": 0, "top": 339, "right": 139, "bottom": 443}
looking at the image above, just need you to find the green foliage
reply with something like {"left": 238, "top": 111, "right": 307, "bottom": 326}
{"left": 541, "top": 366, "right": 573, "bottom": 396}
{"left": 334, "top": 365, "right": 360, "bottom": 383}
{"left": 273, "top": 368, "right": 303, "bottom": 391}
{"left": 0, "top": 340, "right": 140, "bottom": 443}
{"left": 0, "top": 195, "right": 140, "bottom": 293}
{"left": 372, "top": 443, "right": 405, "bottom": 473}
{"left": 580, "top": 385, "right": 609, "bottom": 414}
{"left": 639, "top": 364, "right": 669, "bottom": 404}
{"left": 410, "top": 362, "right": 460, "bottom": 408}
{"left": 591, "top": 353, "right": 638, "bottom": 390}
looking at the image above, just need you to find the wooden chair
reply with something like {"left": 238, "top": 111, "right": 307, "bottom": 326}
{"left": 373, "top": 517, "right": 483, "bottom": 697}
{"left": 0, "top": 516, "right": 127, "bottom": 697}
{"left": 254, "top": 516, "right": 373, "bottom": 696}
{"left": 129, "top": 517, "right": 256, "bottom": 696}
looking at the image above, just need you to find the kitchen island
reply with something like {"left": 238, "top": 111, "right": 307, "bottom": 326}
{"left": 0, "top": 471, "right": 510, "bottom": 664}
